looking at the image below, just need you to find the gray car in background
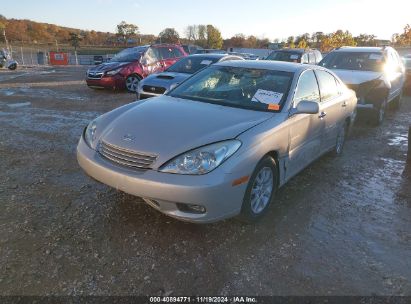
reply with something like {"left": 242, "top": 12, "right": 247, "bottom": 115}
{"left": 137, "top": 54, "right": 244, "bottom": 99}
{"left": 319, "top": 46, "right": 405, "bottom": 125}
{"left": 77, "top": 61, "right": 357, "bottom": 223}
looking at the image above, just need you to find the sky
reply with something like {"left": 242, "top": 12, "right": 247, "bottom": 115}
{"left": 3, "top": 0, "right": 411, "bottom": 41}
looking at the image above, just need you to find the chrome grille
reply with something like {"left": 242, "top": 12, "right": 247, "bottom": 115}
{"left": 98, "top": 141, "right": 157, "bottom": 170}
{"left": 142, "top": 85, "right": 166, "bottom": 94}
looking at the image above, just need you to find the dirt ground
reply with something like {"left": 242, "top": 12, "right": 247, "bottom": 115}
{"left": 0, "top": 66, "right": 410, "bottom": 296}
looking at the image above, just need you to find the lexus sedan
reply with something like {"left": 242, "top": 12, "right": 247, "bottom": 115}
{"left": 77, "top": 61, "right": 357, "bottom": 223}
{"left": 136, "top": 54, "right": 243, "bottom": 99}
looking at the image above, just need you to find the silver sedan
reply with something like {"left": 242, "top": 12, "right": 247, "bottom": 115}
{"left": 77, "top": 61, "right": 357, "bottom": 223}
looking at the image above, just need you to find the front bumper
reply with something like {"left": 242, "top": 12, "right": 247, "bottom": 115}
{"left": 86, "top": 75, "right": 126, "bottom": 90}
{"left": 77, "top": 136, "right": 247, "bottom": 223}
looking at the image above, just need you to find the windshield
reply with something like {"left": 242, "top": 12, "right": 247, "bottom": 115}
{"left": 111, "top": 47, "right": 147, "bottom": 62}
{"left": 169, "top": 66, "right": 293, "bottom": 112}
{"left": 319, "top": 52, "right": 385, "bottom": 72}
{"left": 266, "top": 51, "right": 301, "bottom": 62}
{"left": 166, "top": 56, "right": 220, "bottom": 74}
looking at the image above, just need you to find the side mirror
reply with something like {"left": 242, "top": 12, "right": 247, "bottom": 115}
{"left": 290, "top": 100, "right": 319, "bottom": 116}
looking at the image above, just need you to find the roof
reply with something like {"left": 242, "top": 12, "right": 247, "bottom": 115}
{"left": 271, "top": 48, "right": 306, "bottom": 54}
{"left": 215, "top": 60, "right": 313, "bottom": 73}
{"left": 187, "top": 53, "right": 229, "bottom": 59}
{"left": 332, "top": 46, "right": 389, "bottom": 53}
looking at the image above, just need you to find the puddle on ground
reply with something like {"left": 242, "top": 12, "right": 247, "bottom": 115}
{"left": 388, "top": 134, "right": 408, "bottom": 147}
{"left": 0, "top": 87, "right": 85, "bottom": 101}
{"left": 7, "top": 102, "right": 31, "bottom": 108}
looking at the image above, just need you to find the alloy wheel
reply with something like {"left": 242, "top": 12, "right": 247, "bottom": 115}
{"left": 250, "top": 167, "right": 274, "bottom": 214}
{"left": 126, "top": 76, "right": 140, "bottom": 92}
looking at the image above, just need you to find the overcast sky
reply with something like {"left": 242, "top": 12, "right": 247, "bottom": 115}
{"left": 4, "top": 0, "right": 411, "bottom": 40}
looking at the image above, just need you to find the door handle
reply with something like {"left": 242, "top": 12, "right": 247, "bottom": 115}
{"left": 342, "top": 101, "right": 347, "bottom": 107}
{"left": 319, "top": 111, "right": 327, "bottom": 119}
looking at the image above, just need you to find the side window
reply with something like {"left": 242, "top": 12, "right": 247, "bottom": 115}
{"left": 315, "top": 51, "right": 323, "bottom": 63}
{"left": 172, "top": 47, "right": 184, "bottom": 58}
{"left": 309, "top": 52, "right": 316, "bottom": 64}
{"left": 294, "top": 70, "right": 320, "bottom": 106}
{"left": 159, "top": 47, "right": 173, "bottom": 60}
{"left": 301, "top": 53, "right": 309, "bottom": 64}
{"left": 316, "top": 70, "right": 339, "bottom": 101}
{"left": 144, "top": 48, "right": 158, "bottom": 64}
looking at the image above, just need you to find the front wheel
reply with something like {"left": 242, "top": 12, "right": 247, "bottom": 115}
{"left": 125, "top": 75, "right": 140, "bottom": 92}
{"left": 8, "top": 63, "right": 17, "bottom": 70}
{"left": 391, "top": 90, "right": 403, "bottom": 110}
{"left": 238, "top": 156, "right": 278, "bottom": 223}
{"left": 371, "top": 100, "right": 387, "bottom": 126}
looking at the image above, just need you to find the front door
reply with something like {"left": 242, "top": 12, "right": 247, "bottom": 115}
{"left": 287, "top": 70, "right": 324, "bottom": 180}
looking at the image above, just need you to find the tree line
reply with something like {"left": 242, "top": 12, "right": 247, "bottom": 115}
{"left": 0, "top": 15, "right": 410, "bottom": 52}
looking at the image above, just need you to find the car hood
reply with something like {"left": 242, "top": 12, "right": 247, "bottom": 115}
{"left": 142, "top": 72, "right": 191, "bottom": 90}
{"left": 89, "top": 61, "right": 131, "bottom": 72}
{"left": 100, "top": 95, "right": 273, "bottom": 168}
{"left": 332, "top": 69, "right": 382, "bottom": 85}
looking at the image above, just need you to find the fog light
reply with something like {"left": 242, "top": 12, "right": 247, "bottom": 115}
{"left": 177, "top": 203, "right": 206, "bottom": 214}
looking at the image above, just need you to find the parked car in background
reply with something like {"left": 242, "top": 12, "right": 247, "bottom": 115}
{"left": 137, "top": 53, "right": 243, "bottom": 99}
{"left": 93, "top": 55, "right": 104, "bottom": 65}
{"left": 319, "top": 46, "right": 405, "bottom": 125}
{"left": 195, "top": 49, "right": 226, "bottom": 54}
{"left": 265, "top": 48, "right": 323, "bottom": 64}
{"left": 77, "top": 61, "right": 356, "bottom": 223}
{"left": 86, "top": 44, "right": 187, "bottom": 92}
{"left": 182, "top": 44, "right": 204, "bottom": 55}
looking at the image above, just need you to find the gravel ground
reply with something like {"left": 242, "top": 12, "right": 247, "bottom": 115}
{"left": 0, "top": 66, "right": 410, "bottom": 296}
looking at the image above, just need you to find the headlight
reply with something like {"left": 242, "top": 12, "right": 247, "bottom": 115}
{"left": 84, "top": 119, "right": 98, "bottom": 148}
{"left": 159, "top": 140, "right": 241, "bottom": 175}
{"left": 105, "top": 68, "right": 122, "bottom": 76}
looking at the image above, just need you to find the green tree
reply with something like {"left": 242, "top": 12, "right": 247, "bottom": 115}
{"left": 355, "top": 34, "right": 376, "bottom": 46}
{"left": 116, "top": 21, "right": 139, "bottom": 46}
{"left": 158, "top": 28, "right": 180, "bottom": 43}
{"left": 206, "top": 25, "right": 223, "bottom": 49}
{"left": 69, "top": 32, "right": 82, "bottom": 51}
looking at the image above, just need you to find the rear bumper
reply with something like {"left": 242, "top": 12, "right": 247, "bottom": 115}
{"left": 76, "top": 136, "right": 247, "bottom": 223}
{"left": 86, "top": 75, "right": 126, "bottom": 90}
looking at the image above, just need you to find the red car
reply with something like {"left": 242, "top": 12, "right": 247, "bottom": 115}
{"left": 86, "top": 44, "right": 187, "bottom": 92}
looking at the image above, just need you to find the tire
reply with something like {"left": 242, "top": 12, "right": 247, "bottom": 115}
{"left": 125, "top": 75, "right": 141, "bottom": 92}
{"left": 8, "top": 63, "right": 17, "bottom": 70}
{"left": 371, "top": 100, "right": 387, "bottom": 126}
{"left": 333, "top": 122, "right": 348, "bottom": 156}
{"left": 391, "top": 90, "right": 403, "bottom": 110}
{"left": 238, "top": 156, "right": 278, "bottom": 223}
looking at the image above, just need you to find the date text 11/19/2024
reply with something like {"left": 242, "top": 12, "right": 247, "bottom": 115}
{"left": 149, "top": 296, "right": 258, "bottom": 303}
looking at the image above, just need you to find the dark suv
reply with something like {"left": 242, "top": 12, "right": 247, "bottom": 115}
{"left": 86, "top": 44, "right": 187, "bottom": 92}
{"left": 265, "top": 48, "right": 323, "bottom": 64}
{"left": 319, "top": 46, "right": 405, "bottom": 125}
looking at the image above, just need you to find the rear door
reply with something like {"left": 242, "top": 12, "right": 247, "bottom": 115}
{"left": 386, "top": 50, "right": 405, "bottom": 101}
{"left": 141, "top": 47, "right": 162, "bottom": 76}
{"left": 315, "top": 69, "right": 346, "bottom": 152}
{"left": 287, "top": 70, "right": 324, "bottom": 179}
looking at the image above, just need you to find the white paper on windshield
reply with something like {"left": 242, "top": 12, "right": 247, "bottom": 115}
{"left": 290, "top": 54, "right": 299, "bottom": 60}
{"left": 369, "top": 53, "right": 383, "bottom": 60}
{"left": 252, "top": 89, "right": 283, "bottom": 105}
{"left": 200, "top": 60, "right": 213, "bottom": 65}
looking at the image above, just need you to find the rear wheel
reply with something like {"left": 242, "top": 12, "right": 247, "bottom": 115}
{"left": 333, "top": 122, "right": 347, "bottom": 156}
{"left": 125, "top": 75, "right": 140, "bottom": 92}
{"left": 238, "top": 156, "right": 278, "bottom": 223}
